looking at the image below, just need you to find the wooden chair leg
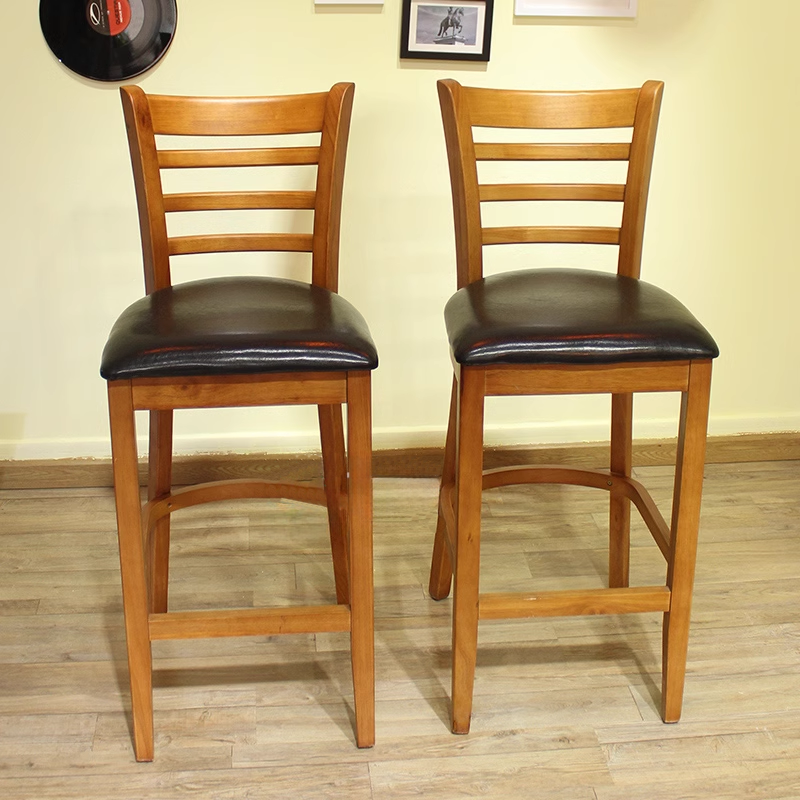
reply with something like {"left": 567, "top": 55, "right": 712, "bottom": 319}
{"left": 661, "top": 360, "right": 713, "bottom": 723}
{"left": 609, "top": 393, "right": 633, "bottom": 589}
{"left": 346, "top": 371, "right": 375, "bottom": 748}
{"left": 451, "top": 367, "right": 485, "bottom": 735}
{"left": 147, "top": 410, "right": 173, "bottom": 614}
{"left": 429, "top": 376, "right": 458, "bottom": 600}
{"left": 108, "top": 381, "right": 154, "bottom": 762}
{"left": 319, "top": 404, "right": 350, "bottom": 604}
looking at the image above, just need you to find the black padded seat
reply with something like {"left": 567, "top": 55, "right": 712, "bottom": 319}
{"left": 445, "top": 268, "right": 719, "bottom": 367}
{"left": 101, "top": 276, "right": 379, "bottom": 380}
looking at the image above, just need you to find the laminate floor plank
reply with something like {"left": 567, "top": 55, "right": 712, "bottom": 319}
{"left": 0, "top": 463, "right": 799, "bottom": 798}
{"left": 0, "top": 765, "right": 374, "bottom": 800}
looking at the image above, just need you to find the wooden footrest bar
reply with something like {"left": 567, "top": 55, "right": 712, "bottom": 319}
{"left": 144, "top": 479, "right": 328, "bottom": 529}
{"left": 149, "top": 604, "right": 351, "bottom": 640}
{"left": 479, "top": 586, "right": 671, "bottom": 620}
{"left": 481, "top": 465, "right": 672, "bottom": 559}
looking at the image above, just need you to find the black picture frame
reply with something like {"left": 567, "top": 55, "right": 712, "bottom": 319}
{"left": 400, "top": 1, "right": 494, "bottom": 62}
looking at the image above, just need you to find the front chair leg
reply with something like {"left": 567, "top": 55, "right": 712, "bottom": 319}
{"left": 430, "top": 376, "right": 458, "bottom": 600}
{"left": 662, "top": 360, "right": 713, "bottom": 723}
{"left": 346, "top": 371, "right": 375, "bottom": 748}
{"left": 451, "top": 367, "right": 485, "bottom": 735}
{"left": 108, "top": 382, "right": 154, "bottom": 762}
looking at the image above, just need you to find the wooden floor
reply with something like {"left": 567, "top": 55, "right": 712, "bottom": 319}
{"left": 1, "top": 460, "right": 799, "bottom": 798}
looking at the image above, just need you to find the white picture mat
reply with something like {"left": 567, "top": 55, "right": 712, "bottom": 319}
{"left": 407, "top": 2, "right": 487, "bottom": 55}
{"left": 515, "top": 0, "right": 636, "bottom": 17}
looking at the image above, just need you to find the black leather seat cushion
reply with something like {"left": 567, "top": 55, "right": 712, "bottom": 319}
{"left": 445, "top": 269, "right": 719, "bottom": 366}
{"left": 100, "top": 277, "right": 378, "bottom": 380}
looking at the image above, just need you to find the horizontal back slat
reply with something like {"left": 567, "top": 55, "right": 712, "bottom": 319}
{"left": 168, "top": 233, "right": 314, "bottom": 256}
{"left": 465, "top": 86, "right": 640, "bottom": 129}
{"left": 121, "top": 82, "right": 355, "bottom": 293}
{"left": 148, "top": 93, "right": 328, "bottom": 136}
{"left": 163, "top": 191, "right": 316, "bottom": 213}
{"left": 480, "top": 183, "right": 626, "bottom": 203}
{"left": 158, "top": 147, "right": 321, "bottom": 169}
{"left": 474, "top": 142, "right": 631, "bottom": 161}
{"left": 482, "top": 226, "right": 621, "bottom": 246}
{"left": 436, "top": 78, "right": 662, "bottom": 287}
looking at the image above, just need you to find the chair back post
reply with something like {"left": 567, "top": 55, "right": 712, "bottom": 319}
{"left": 312, "top": 82, "right": 355, "bottom": 293}
{"left": 438, "top": 79, "right": 484, "bottom": 289}
{"left": 120, "top": 85, "right": 171, "bottom": 294}
{"left": 618, "top": 80, "right": 664, "bottom": 279}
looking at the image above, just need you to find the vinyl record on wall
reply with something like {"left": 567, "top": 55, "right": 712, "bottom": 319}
{"left": 40, "top": 0, "right": 177, "bottom": 82}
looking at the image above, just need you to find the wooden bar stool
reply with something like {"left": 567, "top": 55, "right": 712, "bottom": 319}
{"left": 429, "top": 79, "right": 719, "bottom": 733}
{"left": 101, "top": 83, "right": 376, "bottom": 760}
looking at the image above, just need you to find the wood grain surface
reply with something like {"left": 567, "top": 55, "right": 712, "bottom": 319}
{"left": 0, "top": 461, "right": 799, "bottom": 796}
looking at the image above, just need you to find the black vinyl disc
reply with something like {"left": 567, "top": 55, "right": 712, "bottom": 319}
{"left": 40, "top": 0, "right": 177, "bottom": 82}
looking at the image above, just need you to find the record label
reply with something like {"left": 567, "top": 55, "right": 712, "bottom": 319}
{"left": 86, "top": 2, "right": 133, "bottom": 37}
{"left": 40, "top": 0, "right": 177, "bottom": 82}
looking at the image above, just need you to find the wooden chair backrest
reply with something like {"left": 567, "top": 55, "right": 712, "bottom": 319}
{"left": 437, "top": 79, "right": 664, "bottom": 289}
{"left": 120, "top": 83, "right": 355, "bottom": 294}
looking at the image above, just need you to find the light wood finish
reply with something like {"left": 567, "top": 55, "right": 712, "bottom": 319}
{"left": 108, "top": 83, "right": 373, "bottom": 760}
{"left": 451, "top": 368, "right": 486, "bottom": 734}
{"left": 319, "top": 404, "right": 351, "bottom": 604}
{"left": 158, "top": 146, "right": 321, "bottom": 168}
{"left": 478, "top": 586, "right": 672, "bottom": 620}
{"left": 481, "top": 225, "right": 621, "bottom": 246}
{"left": 162, "top": 190, "right": 316, "bottom": 212}
{"left": 1, "top": 464, "right": 800, "bottom": 797}
{"left": 482, "top": 361, "right": 691, "bottom": 396}
{"left": 148, "top": 605, "right": 352, "bottom": 639}
{"left": 610, "top": 393, "right": 633, "bottom": 588}
{"left": 147, "top": 410, "right": 172, "bottom": 615}
{"left": 473, "top": 142, "right": 631, "bottom": 161}
{"left": 345, "top": 371, "right": 376, "bottom": 747}
{"left": 480, "top": 183, "right": 626, "bottom": 202}
{"left": 167, "top": 232, "right": 314, "bottom": 256}
{"left": 1, "top": 431, "right": 798, "bottom": 491}
{"left": 128, "top": 373, "right": 347, "bottom": 410}
{"left": 432, "top": 79, "right": 715, "bottom": 735}
{"left": 108, "top": 382, "right": 154, "bottom": 761}
{"left": 661, "top": 360, "right": 713, "bottom": 722}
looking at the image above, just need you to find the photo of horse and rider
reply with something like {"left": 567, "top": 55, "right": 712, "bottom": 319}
{"left": 414, "top": 5, "right": 479, "bottom": 46}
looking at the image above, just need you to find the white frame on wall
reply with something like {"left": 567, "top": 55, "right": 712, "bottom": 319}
{"left": 515, "top": 0, "right": 636, "bottom": 17}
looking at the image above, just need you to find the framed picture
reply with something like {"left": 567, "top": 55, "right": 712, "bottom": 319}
{"left": 515, "top": 0, "right": 636, "bottom": 17}
{"left": 400, "top": 1, "right": 494, "bottom": 62}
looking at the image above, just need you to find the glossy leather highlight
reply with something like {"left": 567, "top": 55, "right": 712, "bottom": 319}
{"left": 101, "top": 276, "right": 378, "bottom": 380}
{"left": 445, "top": 268, "right": 719, "bottom": 367}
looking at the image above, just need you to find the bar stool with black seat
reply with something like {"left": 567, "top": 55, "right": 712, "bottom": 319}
{"left": 429, "top": 79, "right": 719, "bottom": 734}
{"left": 101, "top": 83, "right": 376, "bottom": 760}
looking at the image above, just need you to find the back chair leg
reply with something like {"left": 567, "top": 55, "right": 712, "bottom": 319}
{"left": 147, "top": 410, "right": 173, "bottom": 614}
{"left": 609, "top": 393, "right": 633, "bottom": 589}
{"left": 662, "top": 360, "right": 713, "bottom": 722}
{"left": 451, "top": 368, "right": 486, "bottom": 735}
{"left": 429, "top": 377, "right": 458, "bottom": 600}
{"left": 346, "top": 371, "right": 375, "bottom": 748}
{"left": 108, "top": 382, "right": 155, "bottom": 762}
{"left": 319, "top": 403, "right": 350, "bottom": 604}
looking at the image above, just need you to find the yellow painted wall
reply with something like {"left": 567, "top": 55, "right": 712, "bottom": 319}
{"left": 1, "top": 0, "right": 797, "bottom": 459}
